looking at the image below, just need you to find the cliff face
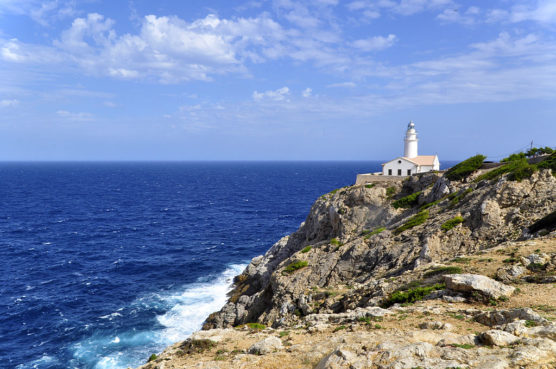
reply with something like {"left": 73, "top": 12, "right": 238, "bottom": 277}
{"left": 203, "top": 169, "right": 556, "bottom": 329}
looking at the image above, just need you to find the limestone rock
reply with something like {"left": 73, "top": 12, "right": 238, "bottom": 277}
{"left": 419, "top": 321, "right": 453, "bottom": 331}
{"left": 444, "top": 274, "right": 515, "bottom": 299}
{"left": 526, "top": 325, "right": 556, "bottom": 341}
{"left": 474, "top": 308, "right": 547, "bottom": 327}
{"left": 314, "top": 348, "right": 361, "bottom": 369}
{"left": 480, "top": 329, "right": 520, "bottom": 346}
{"left": 496, "top": 264, "right": 526, "bottom": 283}
{"left": 248, "top": 336, "right": 283, "bottom": 355}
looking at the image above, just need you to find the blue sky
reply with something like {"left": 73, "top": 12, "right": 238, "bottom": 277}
{"left": 0, "top": 0, "right": 555, "bottom": 160}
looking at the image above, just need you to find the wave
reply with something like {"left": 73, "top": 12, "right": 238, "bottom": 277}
{"left": 70, "top": 263, "right": 246, "bottom": 369}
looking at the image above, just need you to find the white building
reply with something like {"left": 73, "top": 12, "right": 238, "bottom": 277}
{"left": 382, "top": 122, "right": 440, "bottom": 176}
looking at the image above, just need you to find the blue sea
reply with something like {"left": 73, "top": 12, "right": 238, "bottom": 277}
{"left": 1, "top": 161, "right": 399, "bottom": 369}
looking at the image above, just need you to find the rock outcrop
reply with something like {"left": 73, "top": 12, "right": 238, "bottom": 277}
{"left": 204, "top": 169, "right": 556, "bottom": 329}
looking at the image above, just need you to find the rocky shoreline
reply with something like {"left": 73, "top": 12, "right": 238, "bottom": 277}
{"left": 135, "top": 159, "right": 556, "bottom": 369}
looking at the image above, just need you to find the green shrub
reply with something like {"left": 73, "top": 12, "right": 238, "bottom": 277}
{"left": 501, "top": 152, "right": 526, "bottom": 162}
{"left": 526, "top": 146, "right": 554, "bottom": 157}
{"left": 420, "top": 199, "right": 441, "bottom": 210}
{"left": 382, "top": 283, "right": 445, "bottom": 307}
{"left": 444, "top": 155, "right": 486, "bottom": 181}
{"left": 283, "top": 260, "right": 308, "bottom": 274}
{"left": 508, "top": 159, "right": 537, "bottom": 181}
{"left": 476, "top": 158, "right": 538, "bottom": 182}
{"left": 386, "top": 186, "right": 396, "bottom": 197}
{"left": 452, "top": 257, "right": 471, "bottom": 264}
{"left": 364, "top": 227, "right": 385, "bottom": 239}
{"left": 537, "top": 152, "right": 556, "bottom": 175}
{"left": 365, "top": 184, "right": 375, "bottom": 189}
{"left": 333, "top": 325, "right": 346, "bottom": 332}
{"left": 148, "top": 354, "right": 158, "bottom": 362}
{"left": 330, "top": 238, "right": 342, "bottom": 246}
{"left": 525, "top": 320, "right": 539, "bottom": 327}
{"left": 424, "top": 266, "right": 462, "bottom": 278}
{"left": 394, "top": 210, "right": 429, "bottom": 235}
{"left": 301, "top": 246, "right": 312, "bottom": 253}
{"left": 246, "top": 323, "right": 266, "bottom": 331}
{"left": 441, "top": 216, "right": 464, "bottom": 231}
{"left": 392, "top": 191, "right": 422, "bottom": 209}
{"left": 452, "top": 343, "right": 475, "bottom": 349}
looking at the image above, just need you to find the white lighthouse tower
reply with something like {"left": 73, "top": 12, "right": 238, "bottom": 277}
{"left": 404, "top": 121, "right": 418, "bottom": 158}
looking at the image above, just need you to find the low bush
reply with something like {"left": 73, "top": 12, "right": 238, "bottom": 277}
{"left": 386, "top": 186, "right": 396, "bottom": 197}
{"left": 382, "top": 283, "right": 445, "bottom": 307}
{"left": 148, "top": 354, "right": 158, "bottom": 362}
{"left": 246, "top": 323, "right": 266, "bottom": 331}
{"left": 424, "top": 266, "right": 462, "bottom": 278}
{"left": 394, "top": 210, "right": 429, "bottom": 235}
{"left": 283, "top": 260, "right": 308, "bottom": 274}
{"left": 441, "top": 216, "right": 464, "bottom": 231}
{"left": 330, "top": 238, "right": 342, "bottom": 246}
{"left": 179, "top": 339, "right": 216, "bottom": 354}
{"left": 365, "top": 184, "right": 375, "bottom": 189}
{"left": 420, "top": 199, "right": 441, "bottom": 210}
{"left": 392, "top": 191, "right": 422, "bottom": 209}
{"left": 536, "top": 152, "right": 556, "bottom": 175}
{"left": 364, "top": 227, "right": 386, "bottom": 239}
{"left": 444, "top": 155, "right": 486, "bottom": 181}
{"left": 476, "top": 158, "right": 538, "bottom": 182}
{"left": 301, "top": 246, "right": 312, "bottom": 253}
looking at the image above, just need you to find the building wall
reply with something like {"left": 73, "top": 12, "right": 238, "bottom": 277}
{"left": 355, "top": 174, "right": 406, "bottom": 185}
{"left": 418, "top": 165, "right": 433, "bottom": 173}
{"left": 382, "top": 158, "right": 417, "bottom": 176}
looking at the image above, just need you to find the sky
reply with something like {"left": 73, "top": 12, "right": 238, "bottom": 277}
{"left": 0, "top": 0, "right": 555, "bottom": 161}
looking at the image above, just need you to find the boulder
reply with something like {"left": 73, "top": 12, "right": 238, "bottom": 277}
{"left": 248, "top": 336, "right": 283, "bottom": 355}
{"left": 474, "top": 308, "right": 547, "bottom": 327}
{"left": 480, "top": 329, "right": 520, "bottom": 346}
{"left": 314, "top": 348, "right": 360, "bottom": 369}
{"left": 419, "top": 321, "right": 453, "bottom": 331}
{"left": 496, "top": 264, "right": 526, "bottom": 283}
{"left": 526, "top": 325, "right": 556, "bottom": 341}
{"left": 444, "top": 274, "right": 515, "bottom": 299}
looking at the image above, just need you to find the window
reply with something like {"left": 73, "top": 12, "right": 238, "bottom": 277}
{"left": 407, "top": 169, "right": 411, "bottom": 175}
{"left": 398, "top": 160, "right": 402, "bottom": 164}
{"left": 388, "top": 169, "right": 392, "bottom": 175}
{"left": 397, "top": 169, "right": 402, "bottom": 176}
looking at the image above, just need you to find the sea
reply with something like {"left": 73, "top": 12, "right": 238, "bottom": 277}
{"left": 0, "top": 161, "right": 452, "bottom": 369}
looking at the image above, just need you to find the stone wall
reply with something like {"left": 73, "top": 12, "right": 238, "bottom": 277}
{"left": 355, "top": 173, "right": 406, "bottom": 185}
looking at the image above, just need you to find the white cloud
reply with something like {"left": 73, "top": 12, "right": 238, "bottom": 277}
{"left": 302, "top": 88, "right": 312, "bottom": 97}
{"left": 0, "top": 99, "right": 19, "bottom": 107}
{"left": 437, "top": 7, "right": 480, "bottom": 25}
{"left": 351, "top": 34, "right": 397, "bottom": 51}
{"left": 253, "top": 86, "right": 290, "bottom": 101}
{"left": 327, "top": 81, "right": 356, "bottom": 88}
{"left": 511, "top": 0, "right": 556, "bottom": 24}
{"left": 0, "top": 0, "right": 78, "bottom": 26}
{"left": 56, "top": 109, "right": 94, "bottom": 121}
{"left": 347, "top": 0, "right": 454, "bottom": 19}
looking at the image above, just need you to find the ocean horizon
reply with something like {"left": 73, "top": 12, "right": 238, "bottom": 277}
{"left": 0, "top": 161, "right": 455, "bottom": 369}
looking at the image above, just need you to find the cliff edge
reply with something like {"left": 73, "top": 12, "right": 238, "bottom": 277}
{"left": 136, "top": 155, "right": 556, "bottom": 369}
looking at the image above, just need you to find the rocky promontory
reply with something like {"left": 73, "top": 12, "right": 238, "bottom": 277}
{"left": 137, "top": 154, "right": 556, "bottom": 369}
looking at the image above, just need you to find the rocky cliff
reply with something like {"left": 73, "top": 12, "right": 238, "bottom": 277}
{"left": 135, "top": 159, "right": 556, "bottom": 369}
{"left": 203, "top": 167, "right": 556, "bottom": 329}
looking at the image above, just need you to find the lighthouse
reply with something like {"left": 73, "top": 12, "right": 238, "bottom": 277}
{"left": 355, "top": 120, "right": 441, "bottom": 184}
{"left": 404, "top": 121, "right": 418, "bottom": 158}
